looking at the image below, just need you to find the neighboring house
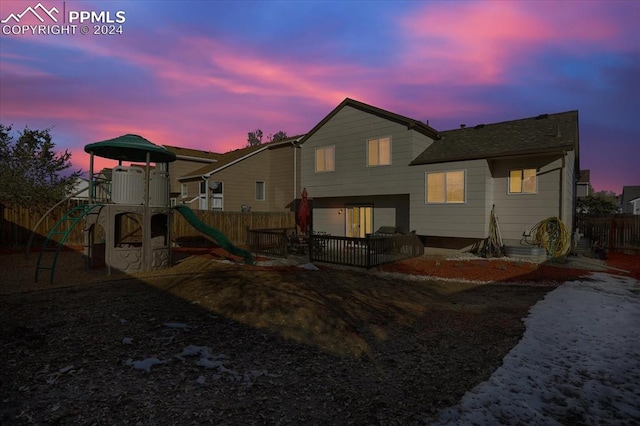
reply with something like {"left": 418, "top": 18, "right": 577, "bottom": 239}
{"left": 576, "top": 169, "right": 591, "bottom": 198}
{"left": 620, "top": 186, "right": 640, "bottom": 214}
{"left": 163, "top": 145, "right": 220, "bottom": 205}
{"left": 630, "top": 198, "right": 640, "bottom": 215}
{"left": 68, "top": 177, "right": 90, "bottom": 200}
{"left": 299, "top": 98, "right": 579, "bottom": 249}
{"left": 177, "top": 136, "right": 303, "bottom": 212}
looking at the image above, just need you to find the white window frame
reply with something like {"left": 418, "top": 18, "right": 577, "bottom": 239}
{"left": 210, "top": 181, "right": 223, "bottom": 211}
{"left": 181, "top": 183, "right": 188, "bottom": 198}
{"left": 255, "top": 181, "right": 266, "bottom": 201}
{"left": 367, "top": 136, "right": 391, "bottom": 167}
{"left": 508, "top": 168, "right": 537, "bottom": 194}
{"left": 425, "top": 170, "right": 466, "bottom": 204}
{"left": 315, "top": 146, "right": 335, "bottom": 172}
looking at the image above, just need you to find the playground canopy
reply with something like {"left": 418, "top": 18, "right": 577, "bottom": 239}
{"left": 84, "top": 134, "right": 177, "bottom": 163}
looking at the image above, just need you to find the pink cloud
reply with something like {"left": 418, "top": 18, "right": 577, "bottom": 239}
{"left": 397, "top": 1, "right": 633, "bottom": 85}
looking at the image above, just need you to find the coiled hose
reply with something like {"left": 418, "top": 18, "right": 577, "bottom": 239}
{"left": 530, "top": 217, "right": 571, "bottom": 257}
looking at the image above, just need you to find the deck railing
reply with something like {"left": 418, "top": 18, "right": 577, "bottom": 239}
{"left": 310, "top": 233, "right": 424, "bottom": 269}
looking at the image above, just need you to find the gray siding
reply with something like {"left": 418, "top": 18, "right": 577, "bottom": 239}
{"left": 409, "top": 160, "right": 490, "bottom": 239}
{"left": 301, "top": 106, "right": 435, "bottom": 198}
{"left": 489, "top": 155, "right": 567, "bottom": 242}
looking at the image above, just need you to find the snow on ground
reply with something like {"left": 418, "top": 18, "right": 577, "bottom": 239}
{"left": 430, "top": 272, "right": 640, "bottom": 425}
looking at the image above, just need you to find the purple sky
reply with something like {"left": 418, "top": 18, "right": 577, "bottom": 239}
{"left": 1, "top": 0, "right": 638, "bottom": 194}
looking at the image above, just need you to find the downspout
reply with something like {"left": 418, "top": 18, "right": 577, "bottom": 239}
{"left": 89, "top": 152, "right": 94, "bottom": 204}
{"left": 559, "top": 153, "right": 565, "bottom": 221}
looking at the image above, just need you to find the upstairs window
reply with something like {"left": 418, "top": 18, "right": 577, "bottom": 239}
{"left": 367, "top": 137, "right": 391, "bottom": 166}
{"left": 426, "top": 171, "right": 465, "bottom": 203}
{"left": 315, "top": 146, "right": 335, "bottom": 172}
{"left": 181, "top": 183, "right": 188, "bottom": 197}
{"left": 255, "top": 181, "right": 265, "bottom": 200}
{"left": 509, "top": 169, "right": 537, "bottom": 194}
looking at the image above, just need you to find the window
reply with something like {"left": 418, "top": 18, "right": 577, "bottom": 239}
{"left": 509, "top": 169, "right": 537, "bottom": 194}
{"left": 315, "top": 146, "right": 335, "bottom": 172}
{"left": 426, "top": 171, "right": 465, "bottom": 203}
{"left": 367, "top": 137, "right": 391, "bottom": 166}
{"left": 181, "top": 183, "right": 188, "bottom": 197}
{"left": 255, "top": 181, "right": 265, "bottom": 201}
{"left": 210, "top": 181, "right": 223, "bottom": 211}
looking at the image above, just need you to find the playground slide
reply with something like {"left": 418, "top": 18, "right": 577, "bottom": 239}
{"left": 173, "top": 205, "right": 254, "bottom": 265}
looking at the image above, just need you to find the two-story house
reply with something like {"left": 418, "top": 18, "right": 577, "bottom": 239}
{"left": 300, "top": 98, "right": 579, "bottom": 249}
{"left": 176, "top": 136, "right": 303, "bottom": 212}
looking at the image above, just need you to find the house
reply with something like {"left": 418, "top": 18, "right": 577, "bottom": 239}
{"left": 68, "top": 176, "right": 90, "bottom": 200}
{"left": 576, "top": 169, "right": 591, "bottom": 198}
{"left": 163, "top": 145, "right": 220, "bottom": 205}
{"left": 620, "top": 186, "right": 640, "bottom": 214}
{"left": 176, "top": 136, "right": 303, "bottom": 212}
{"left": 299, "top": 98, "right": 579, "bottom": 249}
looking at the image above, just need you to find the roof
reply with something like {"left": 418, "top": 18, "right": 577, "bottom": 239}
{"left": 621, "top": 186, "right": 640, "bottom": 204}
{"left": 84, "top": 134, "right": 177, "bottom": 163}
{"left": 298, "top": 98, "right": 440, "bottom": 144}
{"left": 411, "top": 111, "right": 579, "bottom": 165}
{"left": 163, "top": 145, "right": 221, "bottom": 162}
{"left": 179, "top": 135, "right": 304, "bottom": 180}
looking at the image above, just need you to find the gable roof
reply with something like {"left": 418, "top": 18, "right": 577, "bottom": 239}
{"left": 298, "top": 98, "right": 440, "bottom": 144}
{"left": 411, "top": 110, "right": 579, "bottom": 165}
{"left": 163, "top": 145, "right": 220, "bottom": 162}
{"left": 179, "top": 135, "right": 304, "bottom": 180}
{"left": 621, "top": 186, "right": 640, "bottom": 205}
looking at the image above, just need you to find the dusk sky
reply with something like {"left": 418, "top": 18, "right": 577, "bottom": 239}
{"left": 1, "top": 0, "right": 638, "bottom": 194}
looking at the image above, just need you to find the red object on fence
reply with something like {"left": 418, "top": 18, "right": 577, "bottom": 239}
{"left": 297, "top": 188, "right": 310, "bottom": 234}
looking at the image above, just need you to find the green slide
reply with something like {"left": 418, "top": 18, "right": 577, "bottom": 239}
{"left": 173, "top": 205, "right": 254, "bottom": 265}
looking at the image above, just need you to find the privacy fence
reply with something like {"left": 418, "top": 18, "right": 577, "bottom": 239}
{"left": 575, "top": 214, "right": 640, "bottom": 252}
{"left": 0, "top": 203, "right": 295, "bottom": 248}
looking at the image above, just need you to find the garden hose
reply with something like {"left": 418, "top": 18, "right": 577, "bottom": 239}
{"left": 530, "top": 217, "right": 571, "bottom": 257}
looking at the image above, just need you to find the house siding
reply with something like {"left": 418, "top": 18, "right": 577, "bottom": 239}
{"left": 301, "top": 106, "right": 435, "bottom": 199}
{"left": 489, "top": 155, "right": 568, "bottom": 242}
{"left": 169, "top": 158, "right": 215, "bottom": 195}
{"left": 409, "top": 159, "right": 490, "bottom": 239}
{"left": 203, "top": 145, "right": 299, "bottom": 212}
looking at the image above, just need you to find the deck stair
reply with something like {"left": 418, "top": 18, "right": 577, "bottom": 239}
{"left": 35, "top": 204, "right": 103, "bottom": 284}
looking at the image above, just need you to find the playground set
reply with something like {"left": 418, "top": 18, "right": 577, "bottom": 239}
{"left": 35, "top": 134, "right": 252, "bottom": 284}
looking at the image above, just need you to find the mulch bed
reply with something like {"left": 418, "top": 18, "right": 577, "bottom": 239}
{"left": 0, "top": 248, "right": 637, "bottom": 424}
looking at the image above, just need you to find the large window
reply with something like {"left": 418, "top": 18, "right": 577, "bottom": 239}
{"left": 255, "top": 181, "right": 265, "bottom": 201}
{"left": 367, "top": 137, "right": 391, "bottom": 166}
{"left": 426, "top": 171, "right": 465, "bottom": 203}
{"left": 315, "top": 146, "right": 335, "bottom": 172}
{"left": 509, "top": 169, "right": 537, "bottom": 194}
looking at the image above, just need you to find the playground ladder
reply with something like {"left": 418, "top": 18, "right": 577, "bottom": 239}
{"left": 35, "top": 204, "right": 103, "bottom": 284}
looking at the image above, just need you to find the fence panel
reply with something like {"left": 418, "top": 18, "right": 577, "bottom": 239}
{"left": 2, "top": 203, "right": 295, "bottom": 248}
{"left": 575, "top": 214, "right": 640, "bottom": 250}
{"left": 246, "top": 228, "right": 295, "bottom": 258}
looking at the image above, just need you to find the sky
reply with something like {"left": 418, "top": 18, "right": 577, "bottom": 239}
{"left": 0, "top": 0, "right": 638, "bottom": 194}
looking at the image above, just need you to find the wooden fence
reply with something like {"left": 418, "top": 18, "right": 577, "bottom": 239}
{"left": 1, "top": 203, "right": 295, "bottom": 248}
{"left": 575, "top": 214, "right": 640, "bottom": 251}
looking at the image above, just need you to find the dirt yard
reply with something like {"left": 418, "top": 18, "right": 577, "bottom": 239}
{"left": 0, "top": 249, "right": 636, "bottom": 425}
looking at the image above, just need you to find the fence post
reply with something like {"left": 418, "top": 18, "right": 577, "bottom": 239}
{"left": 365, "top": 234, "right": 371, "bottom": 269}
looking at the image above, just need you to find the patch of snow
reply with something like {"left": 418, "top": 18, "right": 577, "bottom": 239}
{"left": 196, "top": 375, "right": 206, "bottom": 385}
{"left": 297, "top": 262, "right": 319, "bottom": 270}
{"left": 122, "top": 337, "right": 133, "bottom": 345}
{"left": 428, "top": 272, "right": 640, "bottom": 425}
{"left": 126, "top": 357, "right": 163, "bottom": 372}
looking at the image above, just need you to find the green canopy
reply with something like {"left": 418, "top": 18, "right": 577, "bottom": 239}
{"left": 84, "top": 134, "right": 177, "bottom": 163}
